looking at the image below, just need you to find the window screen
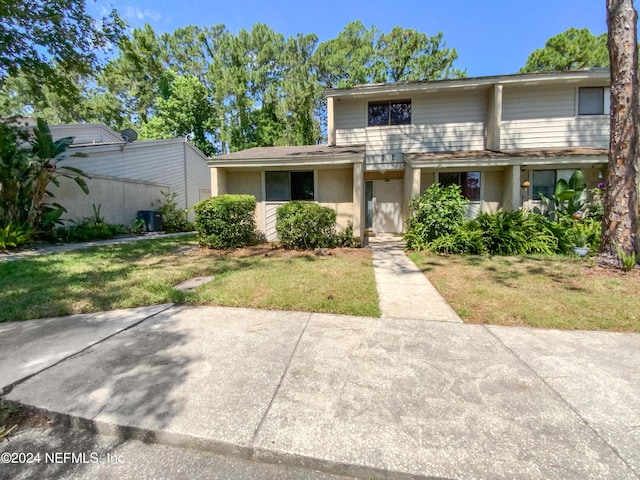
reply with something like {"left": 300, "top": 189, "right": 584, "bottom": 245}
{"left": 265, "top": 171, "right": 314, "bottom": 201}
{"left": 439, "top": 171, "right": 481, "bottom": 201}
{"left": 532, "top": 170, "right": 556, "bottom": 200}
{"left": 579, "top": 87, "right": 604, "bottom": 115}
{"left": 368, "top": 100, "right": 411, "bottom": 126}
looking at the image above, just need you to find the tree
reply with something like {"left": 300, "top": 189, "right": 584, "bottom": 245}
{"left": 599, "top": 0, "right": 639, "bottom": 268}
{"left": 0, "top": 0, "right": 124, "bottom": 106}
{"left": 377, "top": 27, "right": 465, "bottom": 82}
{"left": 521, "top": 28, "right": 609, "bottom": 72}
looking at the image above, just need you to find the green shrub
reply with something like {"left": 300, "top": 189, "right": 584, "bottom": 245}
{"left": 405, "top": 183, "right": 468, "bottom": 250}
{"left": 54, "top": 222, "right": 126, "bottom": 243}
{"left": 429, "top": 222, "right": 487, "bottom": 255}
{"left": 194, "top": 195, "right": 257, "bottom": 249}
{"left": 276, "top": 201, "right": 336, "bottom": 249}
{"left": 474, "top": 209, "right": 558, "bottom": 255}
{"left": 152, "top": 191, "right": 193, "bottom": 233}
{"left": 0, "top": 222, "right": 32, "bottom": 250}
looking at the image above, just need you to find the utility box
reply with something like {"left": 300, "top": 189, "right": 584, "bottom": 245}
{"left": 137, "top": 210, "right": 163, "bottom": 232}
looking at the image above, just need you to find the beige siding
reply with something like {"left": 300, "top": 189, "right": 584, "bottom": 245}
{"left": 317, "top": 168, "right": 354, "bottom": 230}
{"left": 501, "top": 85, "right": 609, "bottom": 149}
{"left": 420, "top": 172, "right": 436, "bottom": 193}
{"left": 334, "top": 90, "right": 487, "bottom": 153}
{"left": 226, "top": 171, "right": 264, "bottom": 232}
{"left": 185, "top": 143, "right": 211, "bottom": 216}
{"left": 482, "top": 170, "right": 503, "bottom": 213}
{"left": 50, "top": 175, "right": 168, "bottom": 226}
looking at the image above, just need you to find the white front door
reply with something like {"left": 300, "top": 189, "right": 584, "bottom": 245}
{"left": 373, "top": 180, "right": 403, "bottom": 234}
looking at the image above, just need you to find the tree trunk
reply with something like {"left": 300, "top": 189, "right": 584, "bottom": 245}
{"left": 600, "top": 0, "right": 639, "bottom": 268}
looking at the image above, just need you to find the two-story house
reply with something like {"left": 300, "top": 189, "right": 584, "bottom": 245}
{"left": 208, "top": 69, "right": 610, "bottom": 241}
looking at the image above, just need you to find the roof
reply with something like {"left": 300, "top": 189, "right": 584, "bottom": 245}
{"left": 406, "top": 148, "right": 608, "bottom": 168}
{"left": 326, "top": 69, "right": 611, "bottom": 98}
{"left": 208, "top": 144, "right": 366, "bottom": 168}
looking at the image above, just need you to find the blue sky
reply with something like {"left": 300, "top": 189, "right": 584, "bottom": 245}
{"left": 91, "top": 0, "right": 609, "bottom": 77}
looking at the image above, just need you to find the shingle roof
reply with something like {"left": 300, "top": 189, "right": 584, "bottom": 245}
{"left": 212, "top": 144, "right": 365, "bottom": 161}
{"left": 407, "top": 148, "right": 608, "bottom": 162}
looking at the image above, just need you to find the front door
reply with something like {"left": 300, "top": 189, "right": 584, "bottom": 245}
{"left": 370, "top": 179, "right": 403, "bottom": 234}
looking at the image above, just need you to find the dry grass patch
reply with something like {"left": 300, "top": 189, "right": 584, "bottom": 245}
{"left": 409, "top": 252, "right": 640, "bottom": 332}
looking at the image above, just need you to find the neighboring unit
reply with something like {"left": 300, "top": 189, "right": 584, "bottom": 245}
{"left": 208, "top": 69, "right": 610, "bottom": 241}
{"left": 42, "top": 123, "right": 211, "bottom": 226}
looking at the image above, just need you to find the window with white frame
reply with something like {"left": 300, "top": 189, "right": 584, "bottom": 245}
{"left": 439, "top": 171, "right": 481, "bottom": 201}
{"left": 367, "top": 99, "right": 412, "bottom": 126}
{"left": 265, "top": 171, "right": 314, "bottom": 201}
{"left": 578, "top": 87, "right": 610, "bottom": 115}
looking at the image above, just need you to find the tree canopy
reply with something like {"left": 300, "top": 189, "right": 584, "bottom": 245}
{"left": 0, "top": 19, "right": 465, "bottom": 154}
{"left": 520, "top": 27, "right": 609, "bottom": 72}
{"left": 0, "top": 0, "right": 124, "bottom": 107}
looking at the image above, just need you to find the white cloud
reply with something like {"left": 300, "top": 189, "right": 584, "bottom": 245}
{"left": 121, "top": 6, "right": 162, "bottom": 23}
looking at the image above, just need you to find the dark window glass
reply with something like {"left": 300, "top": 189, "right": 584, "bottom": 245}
{"left": 291, "top": 171, "right": 314, "bottom": 200}
{"left": 390, "top": 100, "right": 412, "bottom": 125}
{"left": 579, "top": 87, "right": 604, "bottom": 115}
{"left": 266, "top": 171, "right": 314, "bottom": 201}
{"left": 368, "top": 101, "right": 389, "bottom": 126}
{"left": 368, "top": 100, "right": 411, "bottom": 126}
{"left": 439, "top": 171, "right": 481, "bottom": 201}
{"left": 532, "top": 170, "right": 556, "bottom": 201}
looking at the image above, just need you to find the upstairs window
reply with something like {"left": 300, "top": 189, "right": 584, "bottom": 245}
{"left": 578, "top": 87, "right": 610, "bottom": 115}
{"left": 265, "top": 171, "right": 314, "bottom": 201}
{"left": 368, "top": 99, "right": 411, "bottom": 126}
{"left": 439, "top": 171, "right": 481, "bottom": 201}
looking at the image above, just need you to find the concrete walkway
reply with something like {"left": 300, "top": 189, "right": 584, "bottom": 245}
{"left": 1, "top": 237, "right": 639, "bottom": 479}
{"left": 369, "top": 237, "right": 461, "bottom": 322}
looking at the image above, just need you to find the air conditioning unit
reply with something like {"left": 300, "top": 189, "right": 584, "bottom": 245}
{"left": 137, "top": 210, "right": 163, "bottom": 232}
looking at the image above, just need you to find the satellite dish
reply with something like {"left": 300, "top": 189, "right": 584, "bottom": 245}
{"left": 121, "top": 128, "right": 138, "bottom": 143}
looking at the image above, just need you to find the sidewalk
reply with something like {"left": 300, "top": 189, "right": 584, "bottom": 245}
{"left": 1, "top": 238, "right": 639, "bottom": 479}
{"left": 2, "top": 304, "right": 639, "bottom": 479}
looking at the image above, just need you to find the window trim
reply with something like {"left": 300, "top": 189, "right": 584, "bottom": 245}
{"left": 265, "top": 170, "right": 315, "bottom": 202}
{"left": 367, "top": 99, "right": 412, "bottom": 127}
{"left": 577, "top": 86, "right": 610, "bottom": 116}
{"left": 437, "top": 171, "right": 481, "bottom": 201}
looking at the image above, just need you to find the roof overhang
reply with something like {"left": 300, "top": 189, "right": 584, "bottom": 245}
{"left": 326, "top": 70, "right": 611, "bottom": 99}
{"left": 406, "top": 148, "right": 609, "bottom": 169}
{"left": 208, "top": 145, "right": 365, "bottom": 169}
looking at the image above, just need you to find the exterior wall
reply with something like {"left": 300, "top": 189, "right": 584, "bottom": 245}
{"left": 501, "top": 85, "right": 609, "bottom": 149}
{"left": 334, "top": 90, "right": 487, "bottom": 153}
{"left": 50, "top": 123, "right": 123, "bottom": 144}
{"left": 59, "top": 140, "right": 209, "bottom": 221}
{"left": 420, "top": 172, "right": 436, "bottom": 192}
{"left": 317, "top": 168, "right": 354, "bottom": 231}
{"left": 50, "top": 174, "right": 168, "bottom": 226}
{"left": 225, "top": 171, "right": 264, "bottom": 232}
{"left": 483, "top": 170, "right": 503, "bottom": 213}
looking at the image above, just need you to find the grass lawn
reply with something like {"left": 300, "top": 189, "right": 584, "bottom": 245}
{"left": 409, "top": 252, "right": 640, "bottom": 332}
{"left": 0, "top": 235, "right": 380, "bottom": 322}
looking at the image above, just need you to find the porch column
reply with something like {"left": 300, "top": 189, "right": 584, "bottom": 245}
{"left": 327, "top": 97, "right": 336, "bottom": 146}
{"left": 403, "top": 164, "right": 421, "bottom": 229}
{"left": 487, "top": 84, "right": 502, "bottom": 151}
{"left": 352, "top": 161, "right": 364, "bottom": 240}
{"left": 502, "top": 165, "right": 521, "bottom": 211}
{"left": 210, "top": 167, "right": 227, "bottom": 197}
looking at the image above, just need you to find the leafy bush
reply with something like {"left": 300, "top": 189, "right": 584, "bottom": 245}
{"left": 54, "top": 222, "right": 126, "bottom": 243}
{"left": 152, "top": 191, "right": 193, "bottom": 233}
{"left": 0, "top": 222, "right": 32, "bottom": 250}
{"left": 474, "top": 210, "right": 559, "bottom": 255}
{"left": 429, "top": 222, "right": 487, "bottom": 255}
{"left": 405, "top": 183, "right": 468, "bottom": 250}
{"left": 276, "top": 201, "right": 336, "bottom": 249}
{"left": 194, "top": 194, "right": 257, "bottom": 248}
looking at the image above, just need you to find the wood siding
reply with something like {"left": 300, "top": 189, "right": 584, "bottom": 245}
{"left": 50, "top": 123, "right": 122, "bottom": 144}
{"left": 501, "top": 85, "right": 609, "bottom": 149}
{"left": 334, "top": 90, "right": 487, "bottom": 153}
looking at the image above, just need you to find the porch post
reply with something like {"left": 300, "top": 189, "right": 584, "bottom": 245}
{"left": 352, "top": 161, "right": 364, "bottom": 241}
{"left": 403, "top": 164, "right": 421, "bottom": 230}
{"left": 210, "top": 167, "right": 227, "bottom": 197}
{"left": 502, "top": 165, "right": 521, "bottom": 211}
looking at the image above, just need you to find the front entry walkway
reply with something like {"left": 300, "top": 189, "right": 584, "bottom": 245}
{"left": 368, "top": 236, "right": 462, "bottom": 322}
